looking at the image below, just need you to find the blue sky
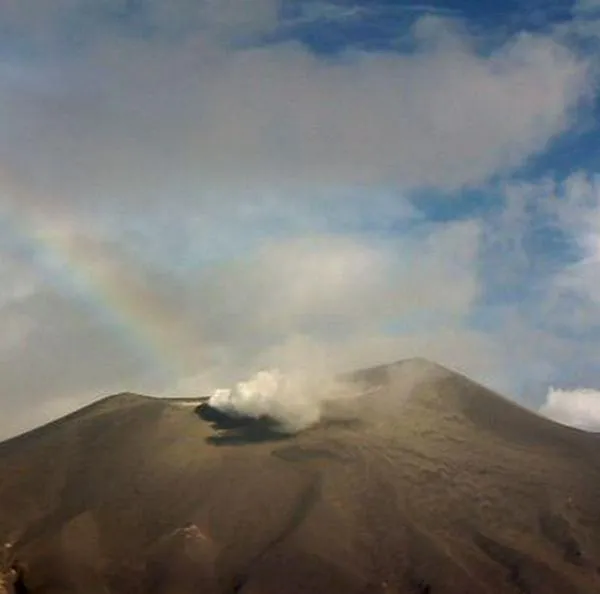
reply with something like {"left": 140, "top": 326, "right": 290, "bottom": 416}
{"left": 1, "top": 0, "right": 600, "bottom": 436}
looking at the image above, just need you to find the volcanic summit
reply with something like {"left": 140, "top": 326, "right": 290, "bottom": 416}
{"left": 1, "top": 358, "right": 599, "bottom": 593}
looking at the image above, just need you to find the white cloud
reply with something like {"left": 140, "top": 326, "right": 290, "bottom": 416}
{"left": 0, "top": 2, "right": 597, "bottom": 439}
{"left": 486, "top": 172, "right": 600, "bottom": 316}
{"left": 460, "top": 173, "right": 600, "bottom": 408}
{"left": 0, "top": 14, "right": 590, "bottom": 221}
{"left": 542, "top": 173, "right": 600, "bottom": 328}
{"left": 540, "top": 387, "right": 600, "bottom": 430}
{"left": 174, "top": 26, "right": 588, "bottom": 190}
{"left": 191, "top": 221, "right": 481, "bottom": 347}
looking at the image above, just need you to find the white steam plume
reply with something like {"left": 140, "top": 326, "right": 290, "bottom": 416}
{"left": 207, "top": 368, "right": 354, "bottom": 432}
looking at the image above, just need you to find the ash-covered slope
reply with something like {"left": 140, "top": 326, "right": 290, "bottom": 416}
{"left": 1, "top": 358, "right": 600, "bottom": 594}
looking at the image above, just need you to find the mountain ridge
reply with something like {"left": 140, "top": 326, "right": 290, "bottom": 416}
{"left": 1, "top": 358, "right": 599, "bottom": 593}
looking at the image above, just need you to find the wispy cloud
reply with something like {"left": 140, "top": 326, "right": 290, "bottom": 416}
{"left": 281, "top": 2, "right": 459, "bottom": 27}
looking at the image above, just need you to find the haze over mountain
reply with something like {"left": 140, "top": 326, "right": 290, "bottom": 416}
{"left": 1, "top": 359, "right": 599, "bottom": 594}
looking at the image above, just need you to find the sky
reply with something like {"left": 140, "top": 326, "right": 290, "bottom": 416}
{"left": 1, "top": 0, "right": 600, "bottom": 438}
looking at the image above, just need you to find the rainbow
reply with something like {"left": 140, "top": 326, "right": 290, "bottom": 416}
{"left": 0, "top": 171, "right": 198, "bottom": 383}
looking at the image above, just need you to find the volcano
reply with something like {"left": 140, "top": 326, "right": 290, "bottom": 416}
{"left": 1, "top": 358, "right": 599, "bottom": 593}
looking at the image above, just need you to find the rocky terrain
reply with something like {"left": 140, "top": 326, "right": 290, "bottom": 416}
{"left": 1, "top": 358, "right": 599, "bottom": 593}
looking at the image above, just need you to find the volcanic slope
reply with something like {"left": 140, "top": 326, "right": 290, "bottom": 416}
{"left": 1, "top": 358, "right": 600, "bottom": 594}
